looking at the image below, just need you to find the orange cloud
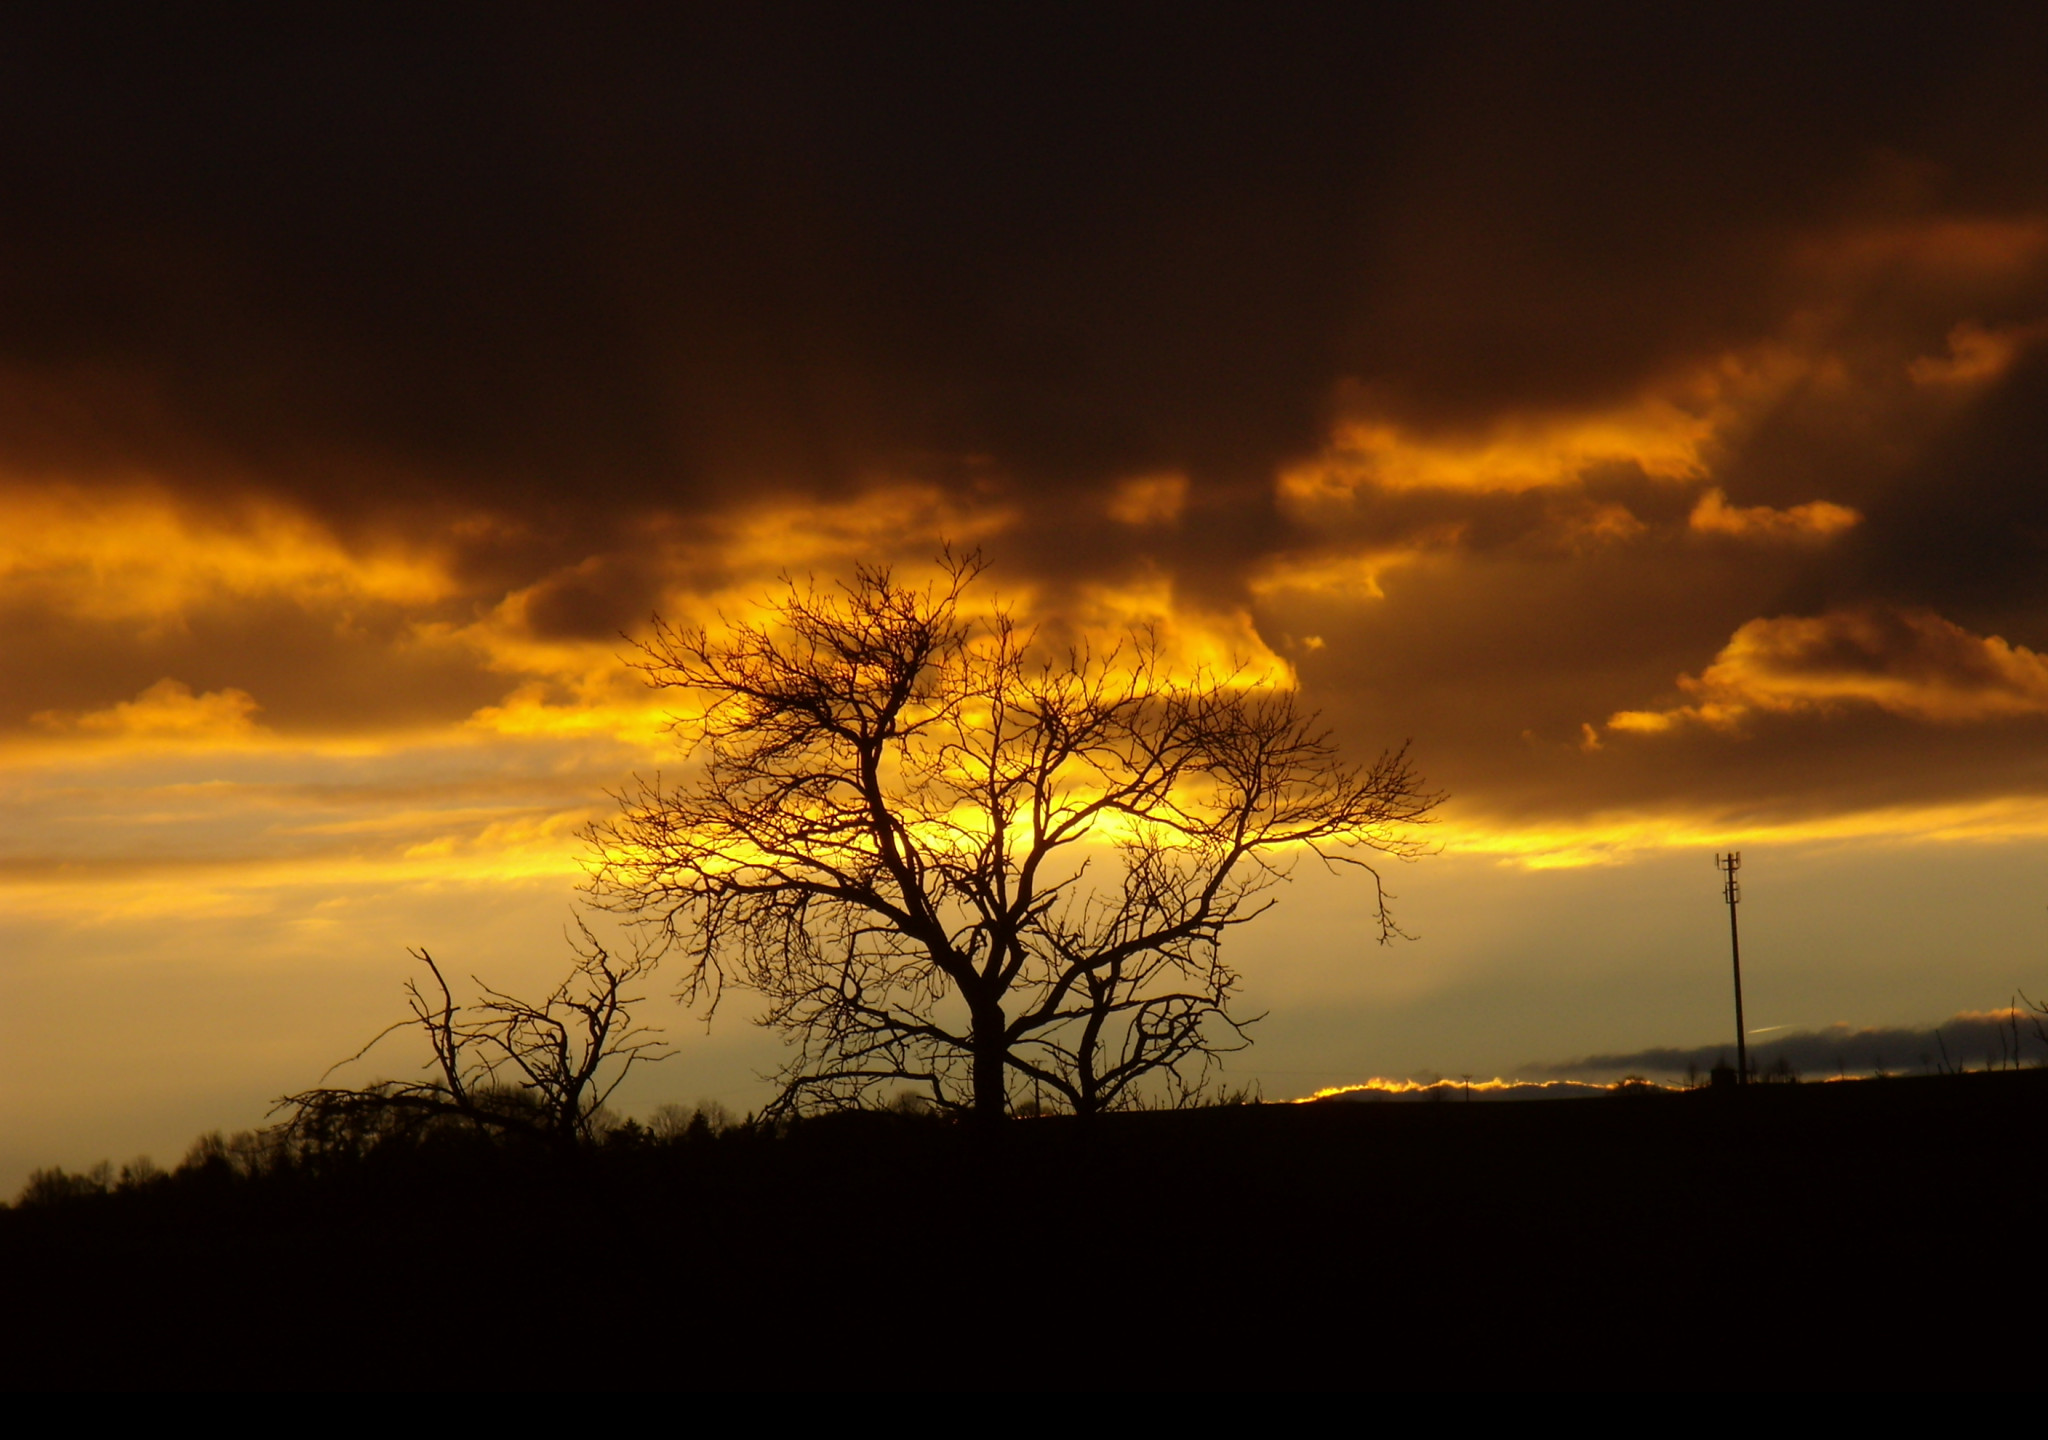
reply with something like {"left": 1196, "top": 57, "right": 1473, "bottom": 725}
{"left": 1548, "top": 500, "right": 1648, "bottom": 551}
{"left": 1247, "top": 538, "right": 1455, "bottom": 603}
{"left": 1440, "top": 792, "right": 2048, "bottom": 870}
{"left": 1795, "top": 217, "right": 2048, "bottom": 284}
{"left": 1279, "top": 401, "right": 1715, "bottom": 507}
{"left": 1105, "top": 472, "right": 1189, "bottom": 527}
{"left": 0, "top": 483, "right": 454, "bottom": 626}
{"left": 1607, "top": 606, "right": 2048, "bottom": 734}
{"left": 1907, "top": 319, "right": 2048, "bottom": 387}
{"left": 33, "top": 678, "right": 263, "bottom": 741}
{"left": 1687, "top": 488, "right": 1860, "bottom": 541}
{"left": 1063, "top": 570, "right": 1293, "bottom": 688}
{"left": 1277, "top": 343, "right": 1831, "bottom": 515}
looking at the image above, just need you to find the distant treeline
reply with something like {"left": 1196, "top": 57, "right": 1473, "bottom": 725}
{"left": 1537, "top": 1004, "right": 2048, "bottom": 1080}
{"left": 8, "top": 1098, "right": 748, "bottom": 1210}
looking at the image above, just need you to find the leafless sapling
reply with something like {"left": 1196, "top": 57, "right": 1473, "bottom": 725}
{"left": 281, "top": 921, "right": 669, "bottom": 1150}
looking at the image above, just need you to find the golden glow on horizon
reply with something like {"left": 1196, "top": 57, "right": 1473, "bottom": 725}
{"left": 24, "top": 724, "right": 2048, "bottom": 934}
{"left": 1438, "top": 791, "right": 2048, "bottom": 868}
{"left": 1290, "top": 1076, "right": 1675, "bottom": 1101}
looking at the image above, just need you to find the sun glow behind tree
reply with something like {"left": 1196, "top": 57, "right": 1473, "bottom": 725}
{"left": 584, "top": 555, "right": 1441, "bottom": 1118}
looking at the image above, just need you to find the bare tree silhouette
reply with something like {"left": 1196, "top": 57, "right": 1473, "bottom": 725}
{"left": 282, "top": 921, "right": 669, "bottom": 1148}
{"left": 584, "top": 553, "right": 1439, "bottom": 1121}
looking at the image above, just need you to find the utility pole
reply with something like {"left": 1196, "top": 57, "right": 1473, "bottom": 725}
{"left": 1716, "top": 852, "right": 1747, "bottom": 1085}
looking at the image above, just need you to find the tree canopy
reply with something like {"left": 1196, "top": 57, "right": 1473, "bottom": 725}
{"left": 586, "top": 555, "right": 1440, "bottom": 1120}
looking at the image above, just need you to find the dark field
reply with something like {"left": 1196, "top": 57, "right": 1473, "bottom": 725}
{"left": 6, "top": 1071, "right": 2043, "bottom": 1391}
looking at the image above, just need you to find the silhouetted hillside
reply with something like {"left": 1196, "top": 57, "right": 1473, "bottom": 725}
{"left": 6, "top": 1071, "right": 2044, "bottom": 1391}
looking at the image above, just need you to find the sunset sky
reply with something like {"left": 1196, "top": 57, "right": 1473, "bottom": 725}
{"left": 9, "top": 8, "right": 2048, "bottom": 1185}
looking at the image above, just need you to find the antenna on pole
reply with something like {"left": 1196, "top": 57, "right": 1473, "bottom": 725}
{"left": 1715, "top": 852, "right": 1747, "bottom": 1086}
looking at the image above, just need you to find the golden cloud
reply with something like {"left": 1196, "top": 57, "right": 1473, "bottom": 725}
{"left": 1607, "top": 606, "right": 2048, "bottom": 735}
{"left": 1049, "top": 569, "right": 1294, "bottom": 688}
{"left": 431, "top": 482, "right": 1030, "bottom": 739}
{"left": 1275, "top": 343, "right": 1838, "bottom": 519}
{"left": 1282, "top": 216, "right": 2048, "bottom": 529}
{"left": 0, "top": 483, "right": 455, "bottom": 626}
{"left": 1443, "top": 791, "right": 2048, "bottom": 870}
{"left": 698, "top": 482, "right": 1019, "bottom": 585}
{"left": 1687, "top": 488, "right": 1860, "bottom": 541}
{"left": 1546, "top": 500, "right": 1649, "bottom": 551}
{"left": 33, "top": 678, "right": 263, "bottom": 741}
{"left": 1249, "top": 547, "right": 1416, "bottom": 604}
{"left": 1278, "top": 402, "right": 1713, "bottom": 508}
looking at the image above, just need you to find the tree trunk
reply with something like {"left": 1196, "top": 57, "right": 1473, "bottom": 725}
{"left": 970, "top": 1005, "right": 1008, "bottom": 1122}
{"left": 1072, "top": 970, "right": 1110, "bottom": 1118}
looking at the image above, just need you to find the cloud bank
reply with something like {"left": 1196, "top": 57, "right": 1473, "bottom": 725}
{"left": 7, "top": 10, "right": 2048, "bottom": 883}
{"left": 1534, "top": 1009, "right": 2048, "bottom": 1080}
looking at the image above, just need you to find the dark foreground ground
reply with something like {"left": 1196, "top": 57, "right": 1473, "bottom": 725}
{"left": 5, "top": 1070, "right": 2044, "bottom": 1391}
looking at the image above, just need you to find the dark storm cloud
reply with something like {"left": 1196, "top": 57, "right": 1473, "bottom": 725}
{"left": 3, "top": 7, "right": 2042, "bottom": 521}
{"left": 1838, "top": 347, "right": 2048, "bottom": 627}
{"left": 0, "top": 7, "right": 1414, "bottom": 521}
{"left": 513, "top": 548, "right": 669, "bottom": 642}
{"left": 12, "top": 6, "right": 2048, "bottom": 825}
{"left": 1535, "top": 1009, "right": 2048, "bottom": 1079}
